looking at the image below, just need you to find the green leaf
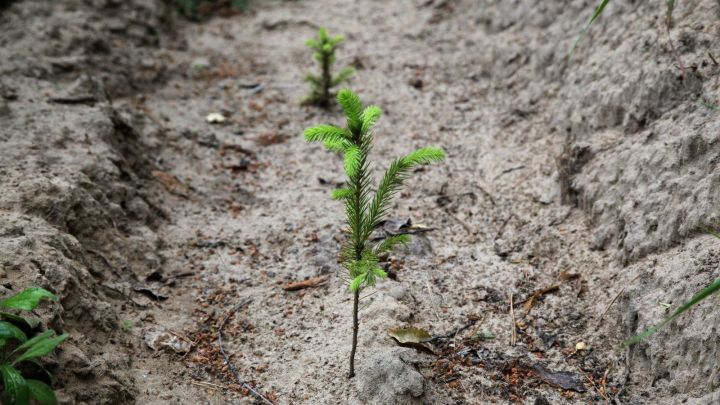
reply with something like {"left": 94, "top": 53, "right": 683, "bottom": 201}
{"left": 0, "top": 288, "right": 57, "bottom": 312}
{"left": 323, "top": 137, "right": 351, "bottom": 152}
{"left": 401, "top": 147, "right": 446, "bottom": 166}
{"left": 304, "top": 73, "right": 321, "bottom": 86}
{"left": 11, "top": 330, "right": 53, "bottom": 356}
{"left": 304, "top": 125, "right": 349, "bottom": 144}
{"left": 337, "top": 89, "right": 364, "bottom": 134}
{"left": 318, "top": 27, "right": 328, "bottom": 42}
{"left": 329, "top": 35, "right": 344, "bottom": 47}
{"left": 0, "top": 321, "right": 27, "bottom": 344}
{"left": 371, "top": 267, "right": 387, "bottom": 279}
{"left": 13, "top": 333, "right": 69, "bottom": 366}
{"left": 375, "top": 234, "right": 411, "bottom": 253}
{"left": 349, "top": 275, "right": 365, "bottom": 292}
{"left": 343, "top": 146, "right": 361, "bottom": 177}
{"left": 304, "top": 39, "right": 320, "bottom": 49}
{"left": 26, "top": 379, "right": 57, "bottom": 405}
{"left": 0, "top": 313, "right": 41, "bottom": 329}
{"left": 360, "top": 106, "right": 381, "bottom": 136}
{"left": 568, "top": 0, "right": 611, "bottom": 60}
{"left": 332, "top": 67, "right": 355, "bottom": 87}
{"left": 0, "top": 364, "right": 29, "bottom": 405}
{"left": 331, "top": 188, "right": 353, "bottom": 200}
{"left": 622, "top": 277, "right": 720, "bottom": 348}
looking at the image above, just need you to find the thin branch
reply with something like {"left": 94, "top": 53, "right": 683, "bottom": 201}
{"left": 217, "top": 299, "right": 275, "bottom": 405}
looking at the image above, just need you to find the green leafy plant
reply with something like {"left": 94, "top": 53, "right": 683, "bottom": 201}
{"left": 302, "top": 28, "right": 355, "bottom": 107}
{"left": 0, "top": 287, "right": 69, "bottom": 405}
{"left": 623, "top": 230, "right": 720, "bottom": 348}
{"left": 120, "top": 320, "right": 134, "bottom": 333}
{"left": 303, "top": 89, "right": 445, "bottom": 377}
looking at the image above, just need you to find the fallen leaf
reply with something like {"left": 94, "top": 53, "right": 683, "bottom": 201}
{"left": 531, "top": 363, "right": 586, "bottom": 392}
{"left": 152, "top": 171, "right": 189, "bottom": 197}
{"left": 520, "top": 285, "right": 560, "bottom": 314}
{"left": 282, "top": 276, "right": 328, "bottom": 291}
{"left": 388, "top": 326, "right": 435, "bottom": 354}
{"left": 255, "top": 133, "right": 287, "bottom": 146}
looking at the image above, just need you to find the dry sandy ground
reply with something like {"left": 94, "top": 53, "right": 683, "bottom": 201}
{"left": 1, "top": 0, "right": 719, "bottom": 404}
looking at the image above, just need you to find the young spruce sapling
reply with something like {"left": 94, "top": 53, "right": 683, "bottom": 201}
{"left": 303, "top": 28, "right": 355, "bottom": 107}
{"left": 303, "top": 89, "right": 445, "bottom": 377}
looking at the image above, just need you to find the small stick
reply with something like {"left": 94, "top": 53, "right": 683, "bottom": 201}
{"left": 598, "top": 274, "right": 641, "bottom": 323}
{"left": 444, "top": 209, "right": 474, "bottom": 237}
{"left": 708, "top": 51, "right": 719, "bottom": 66}
{"left": 217, "top": 299, "right": 275, "bottom": 405}
{"left": 190, "top": 380, "right": 228, "bottom": 391}
{"left": 493, "top": 165, "right": 526, "bottom": 180}
{"left": 509, "top": 293, "right": 517, "bottom": 346}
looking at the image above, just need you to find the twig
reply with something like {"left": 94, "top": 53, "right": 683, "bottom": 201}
{"left": 576, "top": 367, "right": 610, "bottom": 405}
{"left": 494, "top": 213, "right": 517, "bottom": 240}
{"left": 598, "top": 274, "right": 641, "bottom": 324}
{"left": 493, "top": 165, "right": 526, "bottom": 180}
{"left": 190, "top": 380, "right": 229, "bottom": 391}
{"left": 708, "top": 51, "right": 719, "bottom": 66}
{"left": 180, "top": 337, "right": 199, "bottom": 360}
{"left": 431, "top": 318, "right": 481, "bottom": 342}
{"left": 475, "top": 183, "right": 497, "bottom": 207}
{"left": 509, "top": 293, "right": 517, "bottom": 346}
{"left": 444, "top": 209, "right": 474, "bottom": 238}
{"left": 217, "top": 299, "right": 275, "bottom": 405}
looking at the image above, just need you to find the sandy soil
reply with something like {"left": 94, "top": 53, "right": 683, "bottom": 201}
{"left": 1, "top": 0, "right": 719, "bottom": 404}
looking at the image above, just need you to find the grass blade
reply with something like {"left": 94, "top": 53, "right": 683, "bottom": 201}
{"left": 622, "top": 278, "right": 720, "bottom": 348}
{"left": 568, "top": 0, "right": 611, "bottom": 60}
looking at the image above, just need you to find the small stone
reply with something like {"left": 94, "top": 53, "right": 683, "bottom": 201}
{"left": 357, "top": 348, "right": 425, "bottom": 404}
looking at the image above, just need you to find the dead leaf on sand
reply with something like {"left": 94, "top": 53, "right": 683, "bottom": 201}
{"left": 152, "top": 170, "right": 190, "bottom": 197}
{"left": 388, "top": 326, "right": 435, "bottom": 354}
{"left": 282, "top": 275, "right": 328, "bottom": 291}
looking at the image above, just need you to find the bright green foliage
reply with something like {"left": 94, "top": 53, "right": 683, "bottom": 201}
{"left": 302, "top": 28, "right": 355, "bottom": 107}
{"left": 622, "top": 230, "right": 720, "bottom": 348}
{"left": 303, "top": 89, "right": 445, "bottom": 293}
{"left": 0, "top": 287, "right": 68, "bottom": 405}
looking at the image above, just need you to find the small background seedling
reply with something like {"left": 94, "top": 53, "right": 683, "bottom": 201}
{"left": 303, "top": 89, "right": 445, "bottom": 377}
{"left": 302, "top": 28, "right": 355, "bottom": 107}
{"left": 120, "top": 320, "right": 135, "bottom": 333}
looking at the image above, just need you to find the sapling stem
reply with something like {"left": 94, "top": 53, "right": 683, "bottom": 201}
{"left": 303, "top": 89, "right": 445, "bottom": 378}
{"left": 349, "top": 289, "right": 359, "bottom": 378}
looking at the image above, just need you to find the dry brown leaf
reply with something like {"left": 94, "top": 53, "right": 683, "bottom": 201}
{"left": 521, "top": 285, "right": 560, "bottom": 315}
{"left": 387, "top": 326, "right": 435, "bottom": 354}
{"left": 152, "top": 170, "right": 189, "bottom": 197}
{"left": 282, "top": 276, "right": 328, "bottom": 291}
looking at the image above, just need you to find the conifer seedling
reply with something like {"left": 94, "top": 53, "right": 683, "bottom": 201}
{"left": 303, "top": 89, "right": 445, "bottom": 377}
{"left": 302, "top": 28, "right": 355, "bottom": 107}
